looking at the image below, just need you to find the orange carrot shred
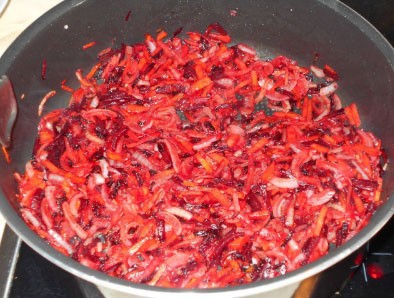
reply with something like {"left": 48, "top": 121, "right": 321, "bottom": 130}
{"left": 2, "top": 146, "right": 11, "bottom": 163}
{"left": 82, "top": 41, "right": 97, "bottom": 50}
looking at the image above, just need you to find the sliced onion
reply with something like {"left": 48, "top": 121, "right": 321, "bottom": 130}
{"left": 41, "top": 200, "right": 53, "bottom": 229}
{"left": 166, "top": 206, "right": 193, "bottom": 221}
{"left": 132, "top": 151, "right": 157, "bottom": 171}
{"left": 265, "top": 92, "right": 290, "bottom": 102}
{"left": 146, "top": 39, "right": 157, "bottom": 53}
{"left": 310, "top": 65, "right": 325, "bottom": 78}
{"left": 272, "top": 196, "right": 288, "bottom": 218}
{"left": 69, "top": 193, "right": 84, "bottom": 218}
{"left": 86, "top": 131, "right": 105, "bottom": 145}
{"left": 319, "top": 82, "right": 338, "bottom": 96}
{"left": 92, "top": 173, "right": 106, "bottom": 185}
{"left": 62, "top": 202, "right": 88, "bottom": 239}
{"left": 282, "top": 80, "right": 297, "bottom": 91}
{"left": 270, "top": 177, "right": 299, "bottom": 189}
{"left": 215, "top": 78, "right": 234, "bottom": 89}
{"left": 331, "top": 93, "right": 342, "bottom": 110}
{"left": 192, "top": 135, "right": 219, "bottom": 150}
{"left": 285, "top": 203, "right": 294, "bottom": 227}
{"left": 99, "top": 159, "right": 110, "bottom": 178}
{"left": 48, "top": 229, "right": 74, "bottom": 255}
{"left": 227, "top": 124, "right": 245, "bottom": 136}
{"left": 161, "top": 139, "right": 181, "bottom": 173}
{"left": 90, "top": 96, "right": 99, "bottom": 108}
{"left": 351, "top": 160, "right": 369, "bottom": 180}
{"left": 47, "top": 173, "right": 64, "bottom": 184}
{"left": 308, "top": 189, "right": 335, "bottom": 206}
{"left": 45, "top": 186, "right": 60, "bottom": 212}
{"left": 21, "top": 208, "right": 41, "bottom": 228}
{"left": 237, "top": 43, "right": 257, "bottom": 56}
{"left": 83, "top": 108, "right": 118, "bottom": 119}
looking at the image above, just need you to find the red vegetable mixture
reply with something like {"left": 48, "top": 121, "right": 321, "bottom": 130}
{"left": 16, "top": 24, "right": 384, "bottom": 288}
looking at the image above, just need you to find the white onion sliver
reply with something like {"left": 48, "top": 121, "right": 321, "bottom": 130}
{"left": 21, "top": 209, "right": 41, "bottom": 228}
{"left": 83, "top": 108, "right": 118, "bottom": 119}
{"left": 132, "top": 151, "right": 157, "bottom": 171}
{"left": 86, "top": 131, "right": 105, "bottom": 145}
{"left": 146, "top": 39, "right": 157, "bottom": 53}
{"left": 228, "top": 124, "right": 245, "bottom": 136}
{"left": 272, "top": 197, "right": 288, "bottom": 218}
{"left": 285, "top": 204, "right": 294, "bottom": 227}
{"left": 93, "top": 173, "right": 105, "bottom": 185}
{"left": 90, "top": 96, "right": 99, "bottom": 108}
{"left": 319, "top": 82, "right": 338, "bottom": 96}
{"left": 351, "top": 160, "right": 369, "bottom": 180}
{"left": 48, "top": 173, "right": 65, "bottom": 184}
{"left": 308, "top": 189, "right": 335, "bottom": 206}
{"left": 129, "top": 238, "right": 148, "bottom": 255}
{"left": 288, "top": 239, "right": 300, "bottom": 252}
{"left": 270, "top": 177, "right": 299, "bottom": 189}
{"left": 192, "top": 135, "right": 219, "bottom": 151}
{"left": 99, "top": 159, "right": 109, "bottom": 178}
{"left": 265, "top": 92, "right": 290, "bottom": 102}
{"left": 282, "top": 80, "right": 297, "bottom": 91}
{"left": 166, "top": 206, "right": 193, "bottom": 221}
{"left": 332, "top": 93, "right": 342, "bottom": 110}
{"left": 314, "top": 109, "right": 330, "bottom": 122}
{"left": 45, "top": 186, "right": 60, "bottom": 212}
{"left": 237, "top": 43, "right": 257, "bottom": 56}
{"left": 310, "top": 65, "right": 325, "bottom": 78}
{"left": 48, "top": 229, "right": 74, "bottom": 255}
{"left": 215, "top": 78, "right": 234, "bottom": 89}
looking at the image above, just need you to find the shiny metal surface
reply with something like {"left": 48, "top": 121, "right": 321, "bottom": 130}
{"left": 0, "top": 75, "right": 17, "bottom": 148}
{"left": 0, "top": 0, "right": 393, "bottom": 297}
{"left": 0, "top": 226, "right": 21, "bottom": 298}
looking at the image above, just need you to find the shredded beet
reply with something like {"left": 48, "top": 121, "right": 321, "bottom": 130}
{"left": 17, "top": 24, "right": 385, "bottom": 288}
{"left": 125, "top": 10, "right": 132, "bottom": 22}
{"left": 41, "top": 59, "right": 47, "bottom": 80}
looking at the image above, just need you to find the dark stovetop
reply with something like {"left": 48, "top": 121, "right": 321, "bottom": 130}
{"left": 2, "top": 1, "right": 394, "bottom": 297}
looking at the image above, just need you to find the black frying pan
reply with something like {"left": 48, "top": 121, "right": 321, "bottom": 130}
{"left": 0, "top": 1, "right": 393, "bottom": 297}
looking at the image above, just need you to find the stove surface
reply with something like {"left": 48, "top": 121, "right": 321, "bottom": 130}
{"left": 1, "top": 0, "right": 394, "bottom": 297}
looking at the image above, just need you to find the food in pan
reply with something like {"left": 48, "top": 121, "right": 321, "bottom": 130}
{"left": 16, "top": 24, "right": 384, "bottom": 288}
